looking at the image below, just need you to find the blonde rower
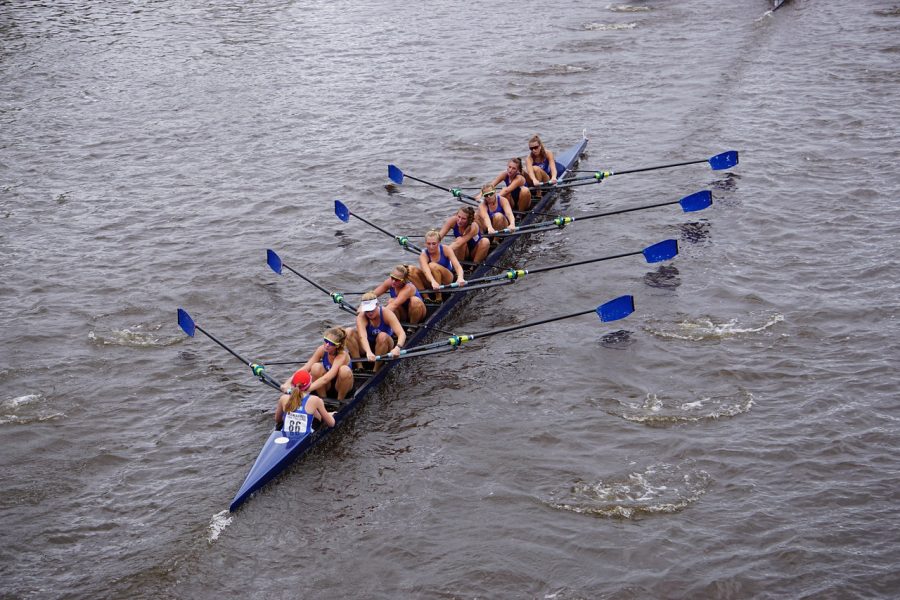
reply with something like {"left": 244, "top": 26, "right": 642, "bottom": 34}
{"left": 371, "top": 264, "right": 427, "bottom": 324}
{"left": 280, "top": 326, "right": 353, "bottom": 401}
{"left": 476, "top": 183, "right": 516, "bottom": 236}
{"left": 418, "top": 229, "right": 466, "bottom": 301}
{"left": 347, "top": 292, "right": 407, "bottom": 369}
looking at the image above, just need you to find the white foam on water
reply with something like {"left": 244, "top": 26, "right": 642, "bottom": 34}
{"left": 207, "top": 510, "right": 233, "bottom": 544}
{"left": 88, "top": 323, "right": 182, "bottom": 348}
{"left": 546, "top": 463, "right": 712, "bottom": 519}
{"left": 2, "top": 394, "right": 42, "bottom": 409}
{"left": 645, "top": 313, "right": 784, "bottom": 341}
{"left": 584, "top": 22, "right": 637, "bottom": 31}
{"left": 606, "top": 4, "right": 651, "bottom": 12}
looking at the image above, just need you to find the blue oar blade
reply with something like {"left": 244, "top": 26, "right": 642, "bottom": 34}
{"left": 642, "top": 239, "right": 678, "bottom": 263}
{"left": 334, "top": 200, "right": 351, "bottom": 223}
{"left": 708, "top": 150, "right": 738, "bottom": 170}
{"left": 177, "top": 308, "right": 195, "bottom": 337}
{"left": 387, "top": 164, "right": 404, "bottom": 185}
{"left": 266, "top": 249, "right": 283, "bottom": 275}
{"left": 596, "top": 295, "right": 635, "bottom": 323}
{"left": 679, "top": 190, "right": 713, "bottom": 213}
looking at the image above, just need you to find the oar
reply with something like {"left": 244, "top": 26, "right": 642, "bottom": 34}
{"left": 388, "top": 165, "right": 480, "bottom": 206}
{"left": 335, "top": 200, "right": 422, "bottom": 254}
{"left": 267, "top": 249, "right": 456, "bottom": 335}
{"left": 363, "top": 295, "right": 635, "bottom": 362}
{"left": 334, "top": 200, "right": 497, "bottom": 271}
{"left": 546, "top": 151, "right": 739, "bottom": 189}
{"left": 267, "top": 249, "right": 359, "bottom": 314}
{"left": 176, "top": 308, "right": 283, "bottom": 391}
{"left": 489, "top": 190, "right": 712, "bottom": 240}
{"left": 436, "top": 239, "right": 678, "bottom": 294}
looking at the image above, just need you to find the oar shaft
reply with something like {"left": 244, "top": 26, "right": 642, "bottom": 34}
{"left": 494, "top": 198, "right": 683, "bottom": 240}
{"left": 472, "top": 308, "right": 596, "bottom": 341}
{"left": 279, "top": 260, "right": 359, "bottom": 312}
{"left": 526, "top": 250, "right": 643, "bottom": 275}
{"left": 612, "top": 158, "right": 707, "bottom": 176}
{"left": 194, "top": 325, "right": 282, "bottom": 391}
{"left": 350, "top": 212, "right": 422, "bottom": 253}
{"left": 195, "top": 324, "right": 251, "bottom": 367}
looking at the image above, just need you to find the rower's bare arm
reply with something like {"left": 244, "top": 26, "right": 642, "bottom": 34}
{"left": 372, "top": 279, "right": 390, "bottom": 296}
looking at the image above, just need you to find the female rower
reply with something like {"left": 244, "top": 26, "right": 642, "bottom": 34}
{"left": 280, "top": 326, "right": 354, "bottom": 401}
{"left": 348, "top": 292, "right": 407, "bottom": 369}
{"left": 525, "top": 134, "right": 564, "bottom": 188}
{"left": 275, "top": 369, "right": 335, "bottom": 433}
{"left": 418, "top": 229, "right": 466, "bottom": 301}
{"left": 476, "top": 183, "right": 516, "bottom": 236}
{"left": 438, "top": 206, "right": 490, "bottom": 264}
{"left": 371, "top": 264, "right": 427, "bottom": 325}
{"left": 486, "top": 157, "right": 533, "bottom": 212}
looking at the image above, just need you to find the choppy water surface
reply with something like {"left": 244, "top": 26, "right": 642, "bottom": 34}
{"left": 2, "top": 1, "right": 899, "bottom": 598}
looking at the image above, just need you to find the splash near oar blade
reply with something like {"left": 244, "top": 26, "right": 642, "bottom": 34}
{"left": 388, "top": 164, "right": 404, "bottom": 185}
{"left": 177, "top": 308, "right": 196, "bottom": 337}
{"left": 680, "top": 190, "right": 713, "bottom": 213}
{"left": 642, "top": 239, "right": 679, "bottom": 263}
{"left": 596, "top": 295, "right": 635, "bottom": 322}
{"left": 266, "top": 249, "right": 283, "bottom": 275}
{"left": 334, "top": 200, "right": 351, "bottom": 223}
{"left": 708, "top": 150, "right": 738, "bottom": 170}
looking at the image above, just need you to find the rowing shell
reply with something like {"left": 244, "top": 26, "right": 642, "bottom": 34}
{"left": 228, "top": 135, "right": 590, "bottom": 511}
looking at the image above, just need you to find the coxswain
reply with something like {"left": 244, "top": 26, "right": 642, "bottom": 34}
{"left": 274, "top": 369, "right": 335, "bottom": 432}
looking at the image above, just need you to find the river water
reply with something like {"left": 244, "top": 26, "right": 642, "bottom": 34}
{"left": 2, "top": 1, "right": 898, "bottom": 598}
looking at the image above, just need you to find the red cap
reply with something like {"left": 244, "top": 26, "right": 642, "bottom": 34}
{"left": 291, "top": 370, "right": 312, "bottom": 390}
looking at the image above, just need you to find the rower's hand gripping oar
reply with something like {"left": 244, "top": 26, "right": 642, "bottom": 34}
{"left": 537, "top": 150, "right": 739, "bottom": 191}
{"left": 266, "top": 249, "right": 358, "bottom": 315}
{"left": 335, "top": 200, "right": 422, "bottom": 254}
{"left": 489, "top": 190, "right": 712, "bottom": 240}
{"left": 176, "top": 308, "right": 283, "bottom": 391}
{"left": 388, "top": 165, "right": 480, "bottom": 207}
{"left": 436, "top": 239, "right": 678, "bottom": 293}
{"left": 360, "top": 295, "right": 635, "bottom": 362}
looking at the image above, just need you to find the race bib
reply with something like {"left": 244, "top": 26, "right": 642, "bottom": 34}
{"left": 284, "top": 412, "right": 309, "bottom": 434}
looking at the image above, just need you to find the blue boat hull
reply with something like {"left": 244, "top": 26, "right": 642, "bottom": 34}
{"left": 229, "top": 135, "right": 589, "bottom": 511}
